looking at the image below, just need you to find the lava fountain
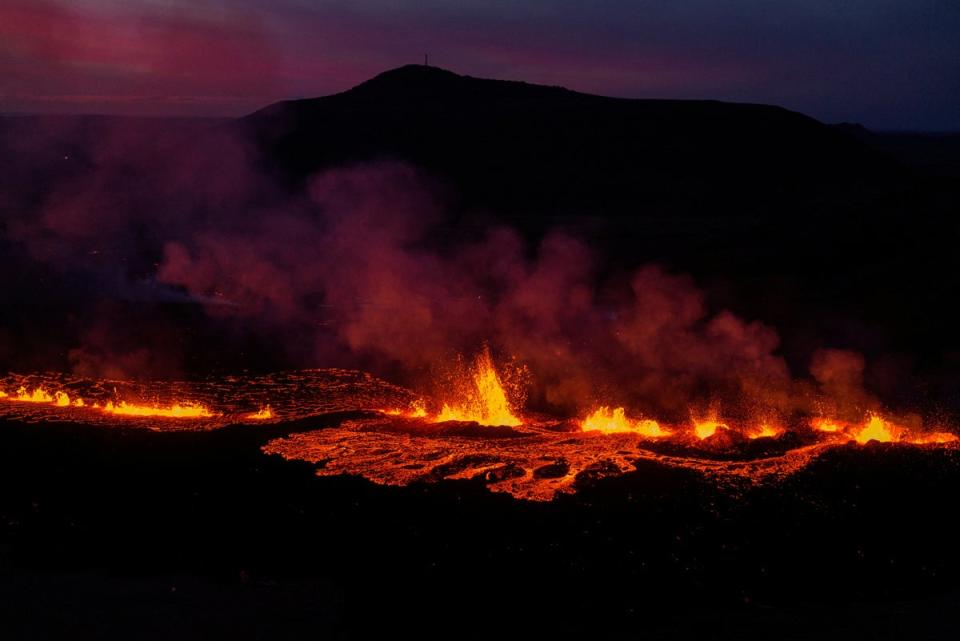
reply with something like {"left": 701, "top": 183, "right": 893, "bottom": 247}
{"left": 2, "top": 360, "right": 959, "bottom": 501}
{"left": 433, "top": 348, "right": 522, "bottom": 426}
{"left": 581, "top": 406, "right": 667, "bottom": 437}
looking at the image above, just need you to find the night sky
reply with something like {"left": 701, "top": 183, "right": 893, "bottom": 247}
{"left": 2, "top": 0, "right": 959, "bottom": 130}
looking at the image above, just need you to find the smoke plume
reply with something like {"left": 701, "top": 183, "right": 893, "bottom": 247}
{"left": 1, "top": 117, "right": 872, "bottom": 418}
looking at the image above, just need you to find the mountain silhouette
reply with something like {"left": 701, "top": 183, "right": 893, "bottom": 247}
{"left": 243, "top": 64, "right": 890, "bottom": 224}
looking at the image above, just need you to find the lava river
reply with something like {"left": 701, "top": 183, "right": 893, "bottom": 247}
{"left": 3, "top": 354, "right": 958, "bottom": 502}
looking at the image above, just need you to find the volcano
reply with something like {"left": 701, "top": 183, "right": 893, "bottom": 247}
{"left": 3, "top": 63, "right": 960, "bottom": 641}
{"left": 242, "top": 64, "right": 890, "bottom": 223}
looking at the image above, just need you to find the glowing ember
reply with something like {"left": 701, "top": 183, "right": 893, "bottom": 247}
{"left": 248, "top": 406, "right": 274, "bottom": 420}
{"left": 102, "top": 400, "right": 214, "bottom": 418}
{"left": 855, "top": 414, "right": 896, "bottom": 444}
{"left": 582, "top": 406, "right": 667, "bottom": 437}
{"left": 434, "top": 349, "right": 521, "bottom": 426}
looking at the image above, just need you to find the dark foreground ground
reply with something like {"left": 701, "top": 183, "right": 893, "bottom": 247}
{"left": 2, "top": 415, "right": 960, "bottom": 640}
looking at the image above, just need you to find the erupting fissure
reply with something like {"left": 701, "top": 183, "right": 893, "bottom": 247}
{"left": 1, "top": 386, "right": 216, "bottom": 419}
{"left": 692, "top": 414, "right": 728, "bottom": 440}
{"left": 749, "top": 423, "right": 782, "bottom": 439}
{"left": 581, "top": 406, "right": 667, "bottom": 437}
{"left": 102, "top": 400, "right": 214, "bottom": 418}
{"left": 855, "top": 414, "right": 897, "bottom": 444}
{"left": 2, "top": 365, "right": 959, "bottom": 501}
{"left": 391, "top": 348, "right": 522, "bottom": 426}
{"left": 14, "top": 386, "right": 54, "bottom": 403}
{"left": 248, "top": 406, "right": 275, "bottom": 420}
{"left": 2, "top": 362, "right": 958, "bottom": 450}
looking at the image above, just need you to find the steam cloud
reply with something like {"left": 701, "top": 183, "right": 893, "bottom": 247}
{"left": 1, "top": 119, "right": 868, "bottom": 417}
{"left": 156, "top": 159, "right": 810, "bottom": 418}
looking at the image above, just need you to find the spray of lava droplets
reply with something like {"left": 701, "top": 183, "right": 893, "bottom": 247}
{"left": 3, "top": 351, "right": 960, "bottom": 500}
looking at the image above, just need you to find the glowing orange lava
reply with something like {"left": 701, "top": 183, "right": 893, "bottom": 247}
{"left": 3, "top": 368, "right": 960, "bottom": 502}
{"left": 434, "top": 349, "right": 521, "bottom": 426}
{"left": 582, "top": 406, "right": 667, "bottom": 437}
{"left": 910, "top": 431, "right": 959, "bottom": 445}
{"left": 749, "top": 423, "right": 782, "bottom": 439}
{"left": 2, "top": 386, "right": 86, "bottom": 408}
{"left": 13, "top": 386, "right": 54, "bottom": 403}
{"left": 854, "top": 414, "right": 897, "bottom": 444}
{"left": 383, "top": 399, "right": 428, "bottom": 418}
{"left": 248, "top": 406, "right": 274, "bottom": 420}
{"left": 102, "top": 400, "right": 214, "bottom": 418}
{"left": 692, "top": 414, "right": 727, "bottom": 440}
{"left": 811, "top": 418, "right": 844, "bottom": 433}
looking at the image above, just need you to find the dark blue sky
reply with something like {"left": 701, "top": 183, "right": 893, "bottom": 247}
{"left": 2, "top": 0, "right": 958, "bottom": 129}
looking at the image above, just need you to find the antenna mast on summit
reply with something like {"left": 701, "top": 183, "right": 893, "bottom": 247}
{"left": 424, "top": 53, "right": 429, "bottom": 66}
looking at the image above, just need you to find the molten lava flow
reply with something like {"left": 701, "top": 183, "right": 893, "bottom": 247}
{"left": 582, "top": 406, "right": 667, "bottom": 437}
{"left": 248, "top": 406, "right": 274, "bottom": 420}
{"left": 910, "top": 432, "right": 959, "bottom": 445}
{"left": 435, "top": 349, "right": 521, "bottom": 426}
{"left": 4, "top": 368, "right": 960, "bottom": 502}
{"left": 692, "top": 413, "right": 727, "bottom": 440}
{"left": 0, "top": 369, "right": 418, "bottom": 431}
{"left": 749, "top": 423, "right": 782, "bottom": 439}
{"left": 383, "top": 399, "right": 428, "bottom": 418}
{"left": 2, "top": 386, "right": 84, "bottom": 408}
{"left": 13, "top": 386, "right": 54, "bottom": 403}
{"left": 855, "top": 414, "right": 896, "bottom": 444}
{"left": 811, "top": 418, "right": 843, "bottom": 433}
{"left": 103, "top": 400, "right": 213, "bottom": 418}
{"left": 810, "top": 413, "right": 955, "bottom": 445}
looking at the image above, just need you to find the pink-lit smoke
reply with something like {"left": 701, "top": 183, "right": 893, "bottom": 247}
{"left": 0, "top": 113, "right": 865, "bottom": 414}
{"left": 155, "top": 160, "right": 832, "bottom": 417}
